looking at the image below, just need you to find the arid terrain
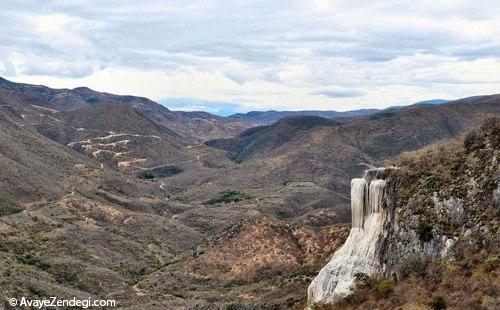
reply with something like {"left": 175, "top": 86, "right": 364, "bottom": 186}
{"left": 0, "top": 77, "right": 499, "bottom": 309}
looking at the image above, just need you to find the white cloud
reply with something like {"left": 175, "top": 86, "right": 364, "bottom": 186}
{"left": 1, "top": 0, "right": 499, "bottom": 112}
{"left": 27, "top": 14, "right": 96, "bottom": 49}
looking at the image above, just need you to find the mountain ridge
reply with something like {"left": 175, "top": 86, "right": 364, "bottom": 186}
{"left": 209, "top": 94, "right": 500, "bottom": 161}
{"left": 0, "top": 76, "right": 254, "bottom": 140}
{"left": 206, "top": 94, "right": 500, "bottom": 201}
{"left": 228, "top": 109, "right": 380, "bottom": 125}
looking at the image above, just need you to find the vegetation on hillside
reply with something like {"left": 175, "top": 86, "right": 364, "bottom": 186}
{"left": 137, "top": 165, "right": 183, "bottom": 179}
{"left": 203, "top": 191, "right": 251, "bottom": 205}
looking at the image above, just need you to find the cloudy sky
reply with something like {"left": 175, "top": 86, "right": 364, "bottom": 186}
{"left": 1, "top": 1, "right": 499, "bottom": 115}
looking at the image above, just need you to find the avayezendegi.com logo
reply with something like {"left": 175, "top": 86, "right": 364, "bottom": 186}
{"left": 6, "top": 296, "right": 116, "bottom": 308}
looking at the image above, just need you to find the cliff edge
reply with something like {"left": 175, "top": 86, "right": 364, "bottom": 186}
{"left": 308, "top": 118, "right": 499, "bottom": 309}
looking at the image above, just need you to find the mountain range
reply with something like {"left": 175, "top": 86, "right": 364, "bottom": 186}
{"left": 0, "top": 76, "right": 498, "bottom": 308}
{"left": 227, "top": 109, "right": 380, "bottom": 125}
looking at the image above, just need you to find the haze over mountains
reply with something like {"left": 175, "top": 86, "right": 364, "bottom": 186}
{"left": 0, "top": 76, "right": 498, "bottom": 308}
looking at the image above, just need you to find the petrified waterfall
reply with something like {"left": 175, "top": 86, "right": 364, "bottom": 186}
{"left": 308, "top": 169, "right": 387, "bottom": 305}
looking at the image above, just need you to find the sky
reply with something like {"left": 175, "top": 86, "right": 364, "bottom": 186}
{"left": 0, "top": 0, "right": 499, "bottom": 115}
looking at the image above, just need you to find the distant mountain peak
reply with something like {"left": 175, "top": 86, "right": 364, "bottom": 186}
{"left": 72, "top": 86, "right": 93, "bottom": 92}
{"left": 0, "top": 76, "right": 13, "bottom": 85}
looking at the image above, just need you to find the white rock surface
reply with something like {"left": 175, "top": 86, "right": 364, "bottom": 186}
{"left": 308, "top": 172, "right": 387, "bottom": 305}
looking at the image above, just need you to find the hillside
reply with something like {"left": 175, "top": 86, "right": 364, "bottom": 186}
{"left": 207, "top": 115, "right": 341, "bottom": 161}
{"left": 414, "top": 99, "right": 450, "bottom": 105}
{"left": 0, "top": 92, "right": 96, "bottom": 205}
{"left": 210, "top": 95, "right": 499, "bottom": 162}
{"left": 42, "top": 103, "right": 192, "bottom": 170}
{"left": 0, "top": 77, "right": 253, "bottom": 140}
{"left": 0, "top": 78, "right": 352, "bottom": 309}
{"left": 206, "top": 95, "right": 500, "bottom": 197}
{"left": 339, "top": 95, "right": 500, "bottom": 159}
{"left": 0, "top": 85, "right": 197, "bottom": 171}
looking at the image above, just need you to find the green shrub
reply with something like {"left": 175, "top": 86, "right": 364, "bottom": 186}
{"left": 429, "top": 295, "right": 447, "bottom": 309}
{"left": 126, "top": 266, "right": 147, "bottom": 282}
{"left": 276, "top": 210, "right": 293, "bottom": 219}
{"left": 228, "top": 153, "right": 243, "bottom": 163}
{"left": 137, "top": 165, "right": 182, "bottom": 179}
{"left": 476, "top": 213, "right": 488, "bottom": 221}
{"left": 138, "top": 172, "right": 154, "bottom": 179}
{"left": 418, "top": 220, "right": 433, "bottom": 242}
{"left": 0, "top": 196, "right": 24, "bottom": 216}
{"left": 424, "top": 176, "right": 440, "bottom": 191}
{"left": 16, "top": 252, "right": 50, "bottom": 270}
{"left": 400, "top": 256, "right": 427, "bottom": 277}
{"left": 234, "top": 157, "right": 243, "bottom": 164}
{"left": 452, "top": 183, "right": 468, "bottom": 199}
{"left": 463, "top": 130, "right": 478, "bottom": 153}
{"left": 479, "top": 117, "right": 500, "bottom": 144}
{"left": 204, "top": 191, "right": 250, "bottom": 205}
{"left": 376, "top": 279, "right": 393, "bottom": 298}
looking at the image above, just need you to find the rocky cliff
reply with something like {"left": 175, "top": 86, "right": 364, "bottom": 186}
{"left": 308, "top": 118, "right": 499, "bottom": 309}
{"left": 308, "top": 168, "right": 407, "bottom": 304}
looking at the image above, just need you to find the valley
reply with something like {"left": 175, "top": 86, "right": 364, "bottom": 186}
{"left": 0, "top": 77, "right": 499, "bottom": 308}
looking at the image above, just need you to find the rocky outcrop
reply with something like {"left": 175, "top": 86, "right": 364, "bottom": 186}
{"left": 307, "top": 167, "right": 455, "bottom": 305}
{"left": 307, "top": 168, "right": 389, "bottom": 304}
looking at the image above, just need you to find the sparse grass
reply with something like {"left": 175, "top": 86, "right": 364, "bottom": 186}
{"left": 291, "top": 266, "right": 319, "bottom": 278}
{"left": 112, "top": 262, "right": 151, "bottom": 283}
{"left": 484, "top": 255, "right": 499, "bottom": 272}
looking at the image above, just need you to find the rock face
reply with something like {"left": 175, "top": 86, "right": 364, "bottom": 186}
{"left": 308, "top": 166, "right": 457, "bottom": 305}
{"left": 308, "top": 168, "right": 389, "bottom": 304}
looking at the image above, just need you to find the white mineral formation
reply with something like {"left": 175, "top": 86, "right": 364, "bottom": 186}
{"left": 308, "top": 170, "right": 387, "bottom": 305}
